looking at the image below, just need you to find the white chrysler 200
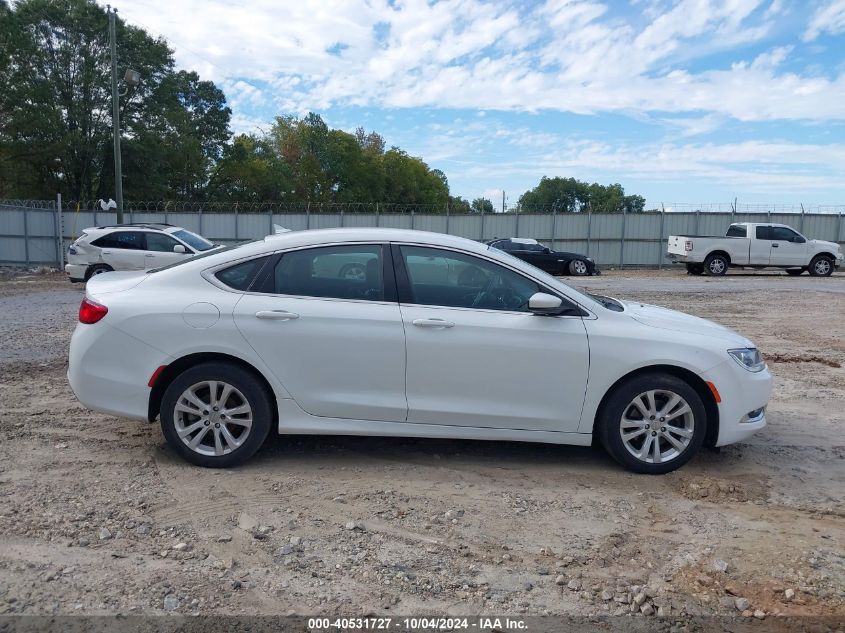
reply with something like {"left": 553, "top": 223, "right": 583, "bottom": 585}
{"left": 68, "top": 228, "right": 772, "bottom": 474}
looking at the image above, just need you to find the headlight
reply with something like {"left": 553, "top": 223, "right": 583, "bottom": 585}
{"left": 728, "top": 348, "right": 766, "bottom": 372}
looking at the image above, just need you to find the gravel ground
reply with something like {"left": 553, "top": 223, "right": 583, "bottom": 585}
{"left": 0, "top": 268, "right": 843, "bottom": 628}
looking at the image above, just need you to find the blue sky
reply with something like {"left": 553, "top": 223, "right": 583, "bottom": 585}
{"left": 112, "top": 0, "right": 845, "bottom": 208}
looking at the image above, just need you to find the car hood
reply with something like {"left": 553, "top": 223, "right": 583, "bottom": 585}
{"left": 810, "top": 239, "right": 842, "bottom": 252}
{"left": 622, "top": 300, "right": 753, "bottom": 346}
{"left": 85, "top": 270, "right": 148, "bottom": 296}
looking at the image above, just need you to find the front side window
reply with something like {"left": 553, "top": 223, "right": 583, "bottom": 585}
{"left": 92, "top": 231, "right": 145, "bottom": 250}
{"left": 770, "top": 227, "right": 800, "bottom": 241}
{"left": 145, "top": 232, "right": 181, "bottom": 252}
{"left": 273, "top": 245, "right": 384, "bottom": 301}
{"left": 399, "top": 245, "right": 541, "bottom": 312}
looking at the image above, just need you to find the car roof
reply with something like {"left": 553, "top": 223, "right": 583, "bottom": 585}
{"left": 91, "top": 223, "right": 177, "bottom": 232}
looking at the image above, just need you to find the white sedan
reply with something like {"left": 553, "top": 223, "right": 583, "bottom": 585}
{"left": 67, "top": 229, "right": 772, "bottom": 474}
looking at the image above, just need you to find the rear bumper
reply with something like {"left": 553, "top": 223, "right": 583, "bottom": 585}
{"left": 68, "top": 321, "right": 170, "bottom": 421}
{"left": 65, "top": 263, "right": 87, "bottom": 282}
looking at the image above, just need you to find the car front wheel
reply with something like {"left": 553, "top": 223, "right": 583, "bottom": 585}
{"left": 568, "top": 259, "right": 590, "bottom": 276}
{"left": 597, "top": 373, "right": 707, "bottom": 474}
{"left": 808, "top": 255, "right": 834, "bottom": 277}
{"left": 160, "top": 362, "right": 272, "bottom": 467}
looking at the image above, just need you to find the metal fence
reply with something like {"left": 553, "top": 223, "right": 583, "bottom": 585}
{"left": 2, "top": 199, "right": 844, "bottom": 269}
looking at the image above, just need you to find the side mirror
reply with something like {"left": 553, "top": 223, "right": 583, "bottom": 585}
{"left": 528, "top": 292, "right": 563, "bottom": 315}
{"left": 173, "top": 244, "right": 187, "bottom": 254}
{"left": 542, "top": 247, "right": 551, "bottom": 254}
{"left": 793, "top": 236, "right": 806, "bottom": 244}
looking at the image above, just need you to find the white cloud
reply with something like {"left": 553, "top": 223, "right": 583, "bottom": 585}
{"left": 803, "top": 0, "right": 845, "bottom": 40}
{"left": 108, "top": 0, "right": 845, "bottom": 125}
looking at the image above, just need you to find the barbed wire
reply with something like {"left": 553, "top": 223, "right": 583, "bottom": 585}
{"left": 2, "top": 199, "right": 845, "bottom": 215}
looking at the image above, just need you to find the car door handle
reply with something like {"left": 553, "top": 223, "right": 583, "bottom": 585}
{"left": 255, "top": 310, "right": 299, "bottom": 321}
{"left": 412, "top": 318, "right": 455, "bottom": 329}
{"left": 772, "top": 243, "right": 779, "bottom": 247}
{"left": 145, "top": 253, "right": 155, "bottom": 257}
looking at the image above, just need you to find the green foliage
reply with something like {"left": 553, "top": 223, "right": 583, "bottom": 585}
{"left": 471, "top": 197, "right": 494, "bottom": 213}
{"left": 207, "top": 114, "right": 450, "bottom": 208}
{"left": 0, "top": 0, "right": 230, "bottom": 200}
{"left": 518, "top": 176, "right": 645, "bottom": 213}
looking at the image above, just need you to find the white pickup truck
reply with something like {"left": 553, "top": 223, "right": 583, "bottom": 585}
{"left": 667, "top": 222, "right": 843, "bottom": 276}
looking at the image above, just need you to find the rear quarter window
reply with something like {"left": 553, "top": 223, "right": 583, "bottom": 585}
{"left": 214, "top": 256, "right": 272, "bottom": 291}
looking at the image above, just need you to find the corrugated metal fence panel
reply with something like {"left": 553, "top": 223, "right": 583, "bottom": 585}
{"left": 0, "top": 209, "right": 25, "bottom": 234}
{"left": 481, "top": 214, "right": 516, "bottom": 241}
{"left": 802, "top": 214, "right": 840, "bottom": 239}
{"left": 554, "top": 214, "right": 589, "bottom": 240}
{"left": 202, "top": 213, "right": 237, "bottom": 241}
{"left": 3, "top": 207, "right": 844, "bottom": 267}
{"left": 237, "top": 213, "right": 272, "bottom": 240}
{"left": 0, "top": 237, "right": 26, "bottom": 263}
{"left": 411, "top": 214, "right": 448, "bottom": 234}
{"left": 514, "top": 214, "right": 552, "bottom": 240}
{"left": 168, "top": 213, "right": 201, "bottom": 233}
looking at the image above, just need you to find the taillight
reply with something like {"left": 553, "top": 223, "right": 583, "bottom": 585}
{"left": 685, "top": 240, "right": 693, "bottom": 251}
{"left": 79, "top": 298, "right": 108, "bottom": 324}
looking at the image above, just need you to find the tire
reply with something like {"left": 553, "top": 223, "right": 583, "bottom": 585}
{"left": 703, "top": 253, "right": 728, "bottom": 276}
{"left": 597, "top": 373, "right": 707, "bottom": 474}
{"left": 785, "top": 268, "right": 803, "bottom": 276}
{"left": 568, "top": 259, "right": 590, "bottom": 276}
{"left": 685, "top": 263, "right": 704, "bottom": 276}
{"left": 808, "top": 255, "right": 834, "bottom": 277}
{"left": 160, "top": 362, "right": 273, "bottom": 468}
{"left": 85, "top": 264, "right": 113, "bottom": 281}
{"left": 339, "top": 263, "right": 365, "bottom": 281}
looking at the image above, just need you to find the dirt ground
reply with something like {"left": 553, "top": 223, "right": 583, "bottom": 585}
{"left": 0, "top": 268, "right": 843, "bottom": 627}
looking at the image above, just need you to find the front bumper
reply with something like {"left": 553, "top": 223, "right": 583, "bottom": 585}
{"left": 703, "top": 359, "right": 772, "bottom": 446}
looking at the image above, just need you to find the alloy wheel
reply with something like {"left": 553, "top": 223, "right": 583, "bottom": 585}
{"left": 173, "top": 380, "right": 253, "bottom": 457}
{"left": 708, "top": 259, "right": 726, "bottom": 274}
{"left": 619, "top": 389, "right": 695, "bottom": 464}
{"left": 814, "top": 259, "right": 831, "bottom": 275}
{"left": 572, "top": 260, "right": 588, "bottom": 275}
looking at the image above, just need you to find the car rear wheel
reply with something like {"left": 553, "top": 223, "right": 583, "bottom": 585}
{"left": 160, "top": 362, "right": 272, "bottom": 467}
{"left": 704, "top": 253, "right": 728, "bottom": 276}
{"left": 597, "top": 373, "right": 706, "bottom": 474}
{"left": 85, "top": 264, "right": 113, "bottom": 280}
{"left": 808, "top": 255, "right": 834, "bottom": 277}
{"left": 568, "top": 259, "right": 590, "bottom": 276}
{"left": 685, "top": 263, "right": 704, "bottom": 275}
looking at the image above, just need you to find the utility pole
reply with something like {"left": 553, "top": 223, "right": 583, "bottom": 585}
{"left": 502, "top": 190, "right": 505, "bottom": 213}
{"left": 108, "top": 6, "right": 124, "bottom": 223}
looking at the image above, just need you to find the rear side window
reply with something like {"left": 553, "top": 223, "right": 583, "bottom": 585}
{"left": 214, "top": 256, "right": 271, "bottom": 291}
{"left": 273, "top": 245, "right": 384, "bottom": 301}
{"left": 92, "top": 231, "right": 144, "bottom": 250}
{"left": 726, "top": 225, "right": 747, "bottom": 237}
{"left": 755, "top": 226, "right": 771, "bottom": 240}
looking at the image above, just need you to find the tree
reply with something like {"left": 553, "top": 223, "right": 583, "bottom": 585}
{"left": 0, "top": 0, "right": 230, "bottom": 200}
{"left": 448, "top": 196, "right": 472, "bottom": 213}
{"left": 518, "top": 176, "right": 645, "bottom": 213}
{"left": 471, "top": 197, "right": 494, "bottom": 213}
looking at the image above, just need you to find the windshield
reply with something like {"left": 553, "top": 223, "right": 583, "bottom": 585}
{"left": 173, "top": 229, "right": 215, "bottom": 252}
